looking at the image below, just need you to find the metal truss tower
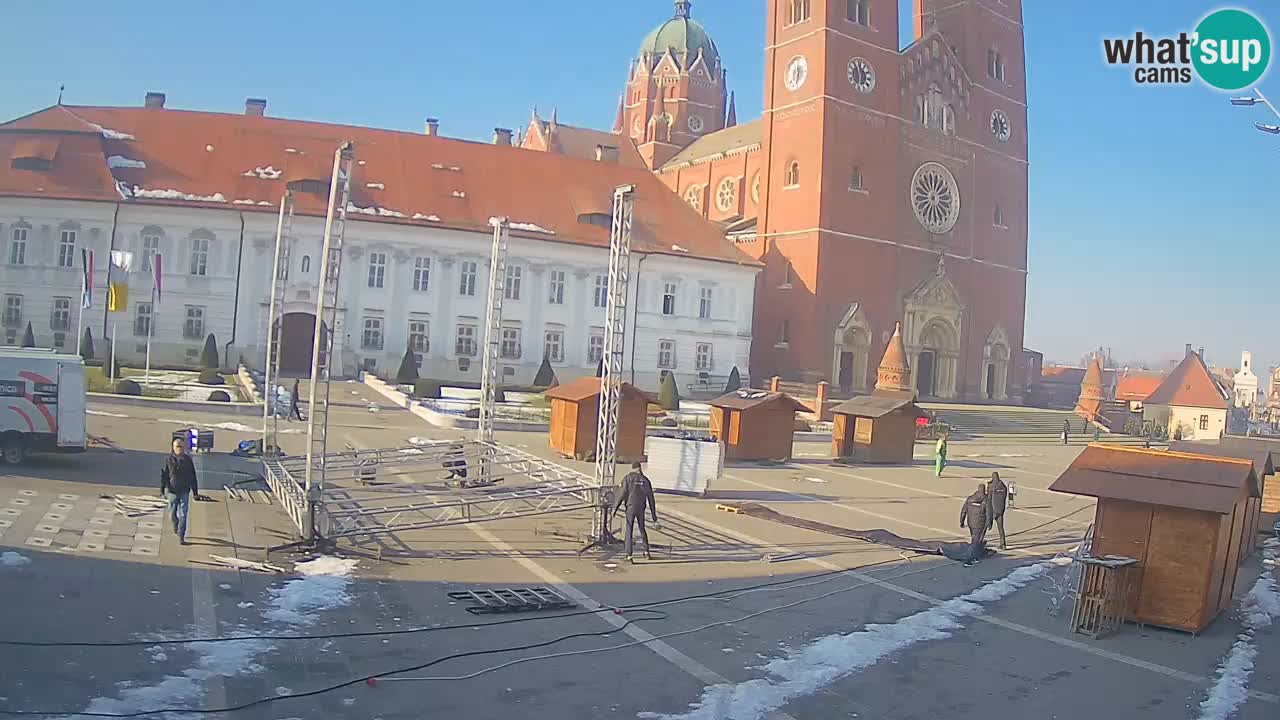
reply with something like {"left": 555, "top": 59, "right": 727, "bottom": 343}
{"left": 590, "top": 184, "right": 636, "bottom": 541}
{"left": 262, "top": 190, "right": 295, "bottom": 455}
{"left": 303, "top": 141, "right": 355, "bottom": 539}
{"left": 477, "top": 217, "right": 511, "bottom": 486}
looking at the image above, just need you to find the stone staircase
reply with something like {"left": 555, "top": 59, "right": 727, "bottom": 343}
{"left": 923, "top": 404, "right": 1151, "bottom": 444}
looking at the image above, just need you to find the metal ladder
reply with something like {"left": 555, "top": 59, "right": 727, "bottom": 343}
{"left": 303, "top": 142, "right": 355, "bottom": 539}
{"left": 591, "top": 184, "right": 636, "bottom": 540}
{"left": 477, "top": 218, "right": 510, "bottom": 485}
{"left": 262, "top": 191, "right": 295, "bottom": 453}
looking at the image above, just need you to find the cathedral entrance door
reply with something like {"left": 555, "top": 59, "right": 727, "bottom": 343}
{"left": 838, "top": 352, "right": 854, "bottom": 393}
{"left": 917, "top": 351, "right": 937, "bottom": 397}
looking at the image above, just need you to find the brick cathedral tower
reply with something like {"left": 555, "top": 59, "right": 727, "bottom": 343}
{"left": 748, "top": 0, "right": 1028, "bottom": 402}
{"left": 621, "top": 1, "right": 729, "bottom": 169}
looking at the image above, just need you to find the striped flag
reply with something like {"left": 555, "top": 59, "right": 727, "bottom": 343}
{"left": 107, "top": 250, "right": 133, "bottom": 312}
{"left": 81, "top": 249, "right": 94, "bottom": 309}
{"left": 153, "top": 253, "right": 163, "bottom": 305}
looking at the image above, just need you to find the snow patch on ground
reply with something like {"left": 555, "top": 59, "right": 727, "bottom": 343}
{"left": 643, "top": 561, "right": 1052, "bottom": 720}
{"left": 133, "top": 187, "right": 227, "bottom": 203}
{"left": 87, "top": 409, "right": 129, "bottom": 418}
{"left": 107, "top": 155, "right": 146, "bottom": 169}
{"left": 265, "top": 556, "right": 360, "bottom": 626}
{"left": 1, "top": 552, "right": 32, "bottom": 568}
{"left": 1197, "top": 540, "right": 1280, "bottom": 720}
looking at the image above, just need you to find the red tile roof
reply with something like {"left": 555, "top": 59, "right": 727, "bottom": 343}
{"left": 0, "top": 104, "right": 756, "bottom": 267}
{"left": 1144, "top": 352, "right": 1229, "bottom": 409}
{"left": 1114, "top": 371, "right": 1166, "bottom": 402}
{"left": 525, "top": 114, "right": 647, "bottom": 169}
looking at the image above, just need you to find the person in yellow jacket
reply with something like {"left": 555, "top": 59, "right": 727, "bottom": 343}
{"left": 934, "top": 433, "right": 949, "bottom": 477}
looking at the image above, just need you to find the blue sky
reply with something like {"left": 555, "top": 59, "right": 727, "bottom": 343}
{"left": 2, "top": 1, "right": 1275, "bottom": 377}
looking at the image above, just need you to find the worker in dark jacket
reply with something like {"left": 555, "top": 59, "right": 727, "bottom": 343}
{"left": 290, "top": 379, "right": 305, "bottom": 421}
{"left": 987, "top": 472, "right": 1009, "bottom": 551}
{"left": 1062, "top": 419, "right": 1071, "bottom": 445}
{"left": 959, "top": 483, "right": 990, "bottom": 565}
{"left": 612, "top": 462, "right": 658, "bottom": 561}
{"left": 161, "top": 437, "right": 207, "bottom": 545}
{"left": 443, "top": 444, "right": 469, "bottom": 485}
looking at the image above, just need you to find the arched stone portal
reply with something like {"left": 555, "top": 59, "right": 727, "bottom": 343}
{"left": 903, "top": 256, "right": 964, "bottom": 399}
{"left": 832, "top": 303, "right": 871, "bottom": 394}
{"left": 983, "top": 326, "right": 1011, "bottom": 401}
{"left": 276, "top": 312, "right": 329, "bottom": 378}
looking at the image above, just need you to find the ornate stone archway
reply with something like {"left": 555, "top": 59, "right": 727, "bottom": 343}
{"left": 903, "top": 257, "right": 964, "bottom": 399}
{"left": 983, "top": 326, "right": 1011, "bottom": 401}
{"left": 832, "top": 303, "right": 871, "bottom": 394}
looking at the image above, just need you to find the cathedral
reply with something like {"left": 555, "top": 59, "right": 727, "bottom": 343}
{"left": 525, "top": 0, "right": 1029, "bottom": 402}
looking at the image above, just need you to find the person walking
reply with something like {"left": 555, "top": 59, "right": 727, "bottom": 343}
{"left": 959, "top": 483, "right": 990, "bottom": 566}
{"left": 1062, "top": 419, "right": 1071, "bottom": 445}
{"left": 612, "top": 462, "right": 658, "bottom": 562}
{"left": 987, "top": 472, "right": 1009, "bottom": 551}
{"left": 161, "top": 437, "right": 206, "bottom": 545}
{"left": 289, "top": 378, "right": 305, "bottom": 422}
{"left": 934, "top": 433, "right": 949, "bottom": 477}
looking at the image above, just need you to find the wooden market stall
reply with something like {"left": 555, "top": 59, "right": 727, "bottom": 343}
{"left": 1170, "top": 440, "right": 1273, "bottom": 561}
{"left": 543, "top": 377, "right": 654, "bottom": 462}
{"left": 1050, "top": 444, "right": 1262, "bottom": 633}
{"left": 828, "top": 322, "right": 926, "bottom": 464}
{"left": 707, "top": 390, "right": 811, "bottom": 462}
{"left": 1219, "top": 435, "right": 1280, "bottom": 513}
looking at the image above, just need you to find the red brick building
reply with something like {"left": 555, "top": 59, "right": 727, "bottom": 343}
{"left": 531, "top": 0, "right": 1030, "bottom": 402}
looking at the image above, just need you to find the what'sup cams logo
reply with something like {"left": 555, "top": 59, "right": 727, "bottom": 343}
{"left": 1104, "top": 8, "right": 1271, "bottom": 90}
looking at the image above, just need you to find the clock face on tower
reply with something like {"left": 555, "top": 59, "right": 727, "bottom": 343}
{"left": 990, "top": 110, "right": 1011, "bottom": 142}
{"left": 785, "top": 56, "right": 809, "bottom": 92}
{"left": 847, "top": 58, "right": 875, "bottom": 94}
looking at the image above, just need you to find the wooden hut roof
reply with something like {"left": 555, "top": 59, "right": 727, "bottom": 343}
{"left": 542, "top": 377, "right": 656, "bottom": 403}
{"left": 708, "top": 389, "right": 811, "bottom": 412}
{"left": 1049, "top": 444, "right": 1260, "bottom": 514}
{"left": 1168, "top": 441, "right": 1275, "bottom": 478}
{"left": 829, "top": 395, "right": 925, "bottom": 419}
{"left": 1219, "top": 435, "right": 1280, "bottom": 468}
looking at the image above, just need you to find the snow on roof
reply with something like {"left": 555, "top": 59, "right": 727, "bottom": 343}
{"left": 452, "top": 190, "right": 466, "bottom": 198}
{"left": 242, "top": 166, "right": 282, "bottom": 180}
{"left": 106, "top": 155, "right": 146, "bottom": 169}
{"left": 672, "top": 244, "right": 689, "bottom": 253}
{"left": 365, "top": 182, "right": 385, "bottom": 190}
{"left": 347, "top": 202, "right": 404, "bottom": 218}
{"left": 132, "top": 187, "right": 226, "bottom": 203}
{"left": 114, "top": 180, "right": 131, "bottom": 200}
{"left": 412, "top": 213, "right": 441, "bottom": 222}
{"left": 88, "top": 122, "right": 135, "bottom": 141}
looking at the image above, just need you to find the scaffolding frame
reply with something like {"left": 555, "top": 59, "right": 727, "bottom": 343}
{"left": 477, "top": 218, "right": 511, "bottom": 486}
{"left": 261, "top": 190, "right": 295, "bottom": 455}
{"left": 590, "top": 184, "right": 636, "bottom": 542}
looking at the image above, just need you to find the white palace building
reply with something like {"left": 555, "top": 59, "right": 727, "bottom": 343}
{"left": 0, "top": 96, "right": 759, "bottom": 390}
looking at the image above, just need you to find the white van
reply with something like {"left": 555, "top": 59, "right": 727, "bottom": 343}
{"left": 0, "top": 348, "right": 87, "bottom": 464}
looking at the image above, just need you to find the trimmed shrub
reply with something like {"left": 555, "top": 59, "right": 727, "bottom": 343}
{"left": 396, "top": 346, "right": 419, "bottom": 384}
{"left": 201, "top": 334, "right": 220, "bottom": 370}
{"left": 79, "top": 327, "right": 95, "bottom": 360}
{"left": 533, "top": 355, "right": 558, "bottom": 388}
{"left": 115, "top": 379, "right": 142, "bottom": 396}
{"left": 658, "top": 371, "right": 680, "bottom": 411}
{"left": 724, "top": 366, "right": 742, "bottom": 393}
{"left": 198, "top": 369, "right": 225, "bottom": 385}
{"left": 414, "top": 379, "right": 443, "bottom": 399}
{"left": 21, "top": 321, "right": 35, "bottom": 348}
{"left": 208, "top": 390, "right": 231, "bottom": 402}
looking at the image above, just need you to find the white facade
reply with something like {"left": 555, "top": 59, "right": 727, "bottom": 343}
{"left": 1233, "top": 350, "right": 1258, "bottom": 409}
{"left": 1143, "top": 403, "right": 1227, "bottom": 441}
{"left": 1, "top": 197, "right": 757, "bottom": 393}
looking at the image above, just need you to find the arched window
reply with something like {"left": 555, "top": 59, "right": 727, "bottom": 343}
{"left": 849, "top": 166, "right": 863, "bottom": 191}
{"left": 301, "top": 255, "right": 311, "bottom": 273}
{"left": 847, "top": 0, "right": 869, "bottom": 25}
{"left": 988, "top": 49, "right": 1005, "bottom": 82}
{"left": 789, "top": 0, "right": 811, "bottom": 25}
{"left": 993, "top": 204, "right": 1004, "bottom": 227}
{"left": 943, "top": 105, "right": 956, "bottom": 136}
{"left": 926, "top": 85, "right": 944, "bottom": 129}
{"left": 914, "top": 95, "right": 925, "bottom": 124}
{"left": 784, "top": 161, "right": 800, "bottom": 188}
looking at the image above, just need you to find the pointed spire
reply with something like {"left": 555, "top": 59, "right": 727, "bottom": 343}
{"left": 726, "top": 91, "right": 737, "bottom": 128}
{"left": 550, "top": 106, "right": 559, "bottom": 130}
{"left": 875, "top": 323, "right": 913, "bottom": 395}
{"left": 613, "top": 93, "right": 626, "bottom": 134}
{"left": 1075, "top": 353, "right": 1106, "bottom": 424}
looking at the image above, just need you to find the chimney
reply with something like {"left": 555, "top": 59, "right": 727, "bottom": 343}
{"left": 1199, "top": 347, "right": 1205, "bottom": 359}
{"left": 144, "top": 92, "right": 166, "bottom": 109}
{"left": 595, "top": 144, "right": 620, "bottom": 163}
{"left": 1185, "top": 343, "right": 1194, "bottom": 357}
{"left": 492, "top": 128, "right": 513, "bottom": 146}
{"left": 244, "top": 98, "right": 267, "bottom": 116}
{"left": 424, "top": 118, "right": 440, "bottom": 137}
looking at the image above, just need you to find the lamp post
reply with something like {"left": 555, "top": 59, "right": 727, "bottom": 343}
{"left": 1229, "top": 88, "right": 1280, "bottom": 133}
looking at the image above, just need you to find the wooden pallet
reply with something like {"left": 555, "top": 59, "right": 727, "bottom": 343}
{"left": 1070, "top": 556, "right": 1137, "bottom": 639}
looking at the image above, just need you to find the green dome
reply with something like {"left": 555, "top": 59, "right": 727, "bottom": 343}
{"left": 639, "top": 1, "right": 719, "bottom": 67}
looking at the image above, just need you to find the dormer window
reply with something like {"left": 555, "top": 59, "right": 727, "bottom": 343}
{"left": 10, "top": 138, "right": 58, "bottom": 171}
{"left": 11, "top": 157, "right": 52, "bottom": 172}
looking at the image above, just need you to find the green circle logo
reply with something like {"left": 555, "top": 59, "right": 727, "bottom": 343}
{"left": 1192, "top": 9, "right": 1271, "bottom": 90}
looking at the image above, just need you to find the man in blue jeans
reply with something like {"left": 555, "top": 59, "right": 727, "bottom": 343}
{"left": 161, "top": 437, "right": 207, "bottom": 545}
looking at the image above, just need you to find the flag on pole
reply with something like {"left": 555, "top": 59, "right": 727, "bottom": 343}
{"left": 80, "top": 249, "right": 94, "bottom": 309}
{"left": 153, "top": 253, "right": 163, "bottom": 305}
{"left": 107, "top": 250, "right": 133, "bottom": 312}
